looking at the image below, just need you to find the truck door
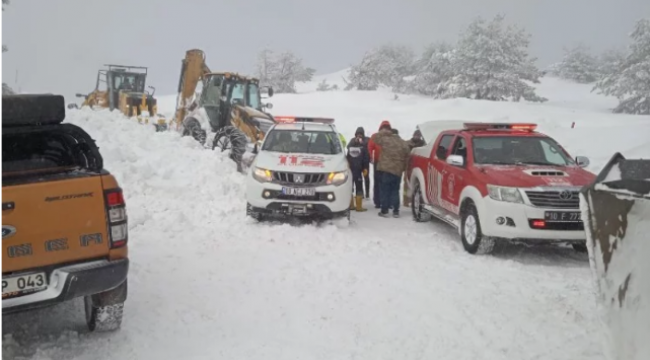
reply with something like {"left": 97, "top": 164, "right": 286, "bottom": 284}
{"left": 424, "top": 133, "right": 455, "bottom": 207}
{"left": 441, "top": 135, "right": 469, "bottom": 215}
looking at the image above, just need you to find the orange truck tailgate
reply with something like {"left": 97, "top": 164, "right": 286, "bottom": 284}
{"left": 2, "top": 176, "right": 110, "bottom": 273}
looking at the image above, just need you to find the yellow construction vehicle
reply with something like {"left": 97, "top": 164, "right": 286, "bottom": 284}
{"left": 72, "top": 64, "right": 167, "bottom": 131}
{"left": 173, "top": 49, "right": 276, "bottom": 172}
{"left": 581, "top": 153, "right": 649, "bottom": 360}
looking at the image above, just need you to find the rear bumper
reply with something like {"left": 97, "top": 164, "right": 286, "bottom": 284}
{"left": 2, "top": 258, "right": 129, "bottom": 314}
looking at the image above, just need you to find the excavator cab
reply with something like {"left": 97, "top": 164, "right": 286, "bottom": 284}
{"left": 74, "top": 64, "right": 166, "bottom": 131}
{"left": 580, "top": 153, "right": 650, "bottom": 360}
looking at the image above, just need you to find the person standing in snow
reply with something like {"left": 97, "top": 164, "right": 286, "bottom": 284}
{"left": 372, "top": 125, "right": 410, "bottom": 217}
{"left": 354, "top": 127, "right": 371, "bottom": 198}
{"left": 368, "top": 120, "right": 391, "bottom": 209}
{"left": 403, "top": 129, "right": 426, "bottom": 207}
{"left": 346, "top": 128, "right": 370, "bottom": 212}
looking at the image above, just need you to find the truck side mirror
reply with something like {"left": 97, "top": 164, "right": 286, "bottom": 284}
{"left": 436, "top": 146, "right": 447, "bottom": 160}
{"left": 575, "top": 156, "right": 590, "bottom": 168}
{"left": 446, "top": 155, "right": 464, "bottom": 167}
{"left": 267, "top": 87, "right": 274, "bottom": 97}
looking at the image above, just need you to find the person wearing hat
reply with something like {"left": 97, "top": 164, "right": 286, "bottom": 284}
{"left": 354, "top": 127, "right": 371, "bottom": 198}
{"left": 371, "top": 124, "right": 410, "bottom": 218}
{"left": 346, "top": 127, "right": 370, "bottom": 211}
{"left": 367, "top": 120, "right": 392, "bottom": 209}
{"left": 403, "top": 129, "right": 426, "bottom": 207}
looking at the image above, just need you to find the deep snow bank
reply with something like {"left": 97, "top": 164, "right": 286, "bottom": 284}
{"left": 157, "top": 76, "right": 649, "bottom": 174}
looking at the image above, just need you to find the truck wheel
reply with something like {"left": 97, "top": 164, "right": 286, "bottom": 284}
{"left": 84, "top": 280, "right": 127, "bottom": 332}
{"left": 182, "top": 117, "right": 207, "bottom": 145}
{"left": 212, "top": 128, "right": 232, "bottom": 151}
{"left": 246, "top": 203, "right": 262, "bottom": 221}
{"left": 411, "top": 180, "right": 432, "bottom": 222}
{"left": 572, "top": 243, "right": 588, "bottom": 253}
{"left": 460, "top": 201, "right": 495, "bottom": 255}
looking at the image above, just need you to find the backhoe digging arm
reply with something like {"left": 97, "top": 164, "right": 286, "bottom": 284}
{"left": 173, "top": 49, "right": 212, "bottom": 128}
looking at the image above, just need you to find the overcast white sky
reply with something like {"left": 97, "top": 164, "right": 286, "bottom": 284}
{"left": 2, "top": 0, "right": 649, "bottom": 101}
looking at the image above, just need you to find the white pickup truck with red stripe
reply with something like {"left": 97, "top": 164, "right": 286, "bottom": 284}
{"left": 406, "top": 121, "right": 596, "bottom": 255}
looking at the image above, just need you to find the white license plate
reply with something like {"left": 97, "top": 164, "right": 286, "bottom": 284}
{"left": 2, "top": 272, "right": 47, "bottom": 298}
{"left": 544, "top": 211, "right": 582, "bottom": 222}
{"left": 282, "top": 187, "right": 316, "bottom": 196}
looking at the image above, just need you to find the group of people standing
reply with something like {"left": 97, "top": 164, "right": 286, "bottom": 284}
{"left": 346, "top": 120, "right": 425, "bottom": 217}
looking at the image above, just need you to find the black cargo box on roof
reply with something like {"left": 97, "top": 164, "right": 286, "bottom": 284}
{"left": 2, "top": 94, "right": 66, "bottom": 127}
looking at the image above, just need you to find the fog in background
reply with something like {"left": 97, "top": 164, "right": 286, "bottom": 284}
{"left": 2, "top": 0, "right": 649, "bottom": 101}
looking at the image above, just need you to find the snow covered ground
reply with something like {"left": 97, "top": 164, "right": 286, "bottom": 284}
{"left": 3, "top": 75, "right": 649, "bottom": 360}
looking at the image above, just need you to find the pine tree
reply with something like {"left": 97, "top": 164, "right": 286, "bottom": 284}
{"left": 411, "top": 42, "right": 456, "bottom": 97}
{"left": 593, "top": 18, "right": 650, "bottom": 114}
{"left": 550, "top": 44, "right": 600, "bottom": 83}
{"left": 255, "top": 49, "right": 315, "bottom": 93}
{"left": 344, "top": 44, "right": 415, "bottom": 91}
{"left": 441, "top": 14, "right": 546, "bottom": 102}
{"left": 597, "top": 48, "right": 626, "bottom": 79}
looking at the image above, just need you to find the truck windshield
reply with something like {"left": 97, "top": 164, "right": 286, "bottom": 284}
{"left": 262, "top": 130, "right": 342, "bottom": 155}
{"left": 472, "top": 136, "right": 574, "bottom": 166}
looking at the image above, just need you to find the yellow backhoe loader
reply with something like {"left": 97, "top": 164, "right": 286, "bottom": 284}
{"left": 581, "top": 153, "right": 649, "bottom": 360}
{"left": 173, "top": 49, "right": 276, "bottom": 172}
{"left": 72, "top": 64, "right": 167, "bottom": 131}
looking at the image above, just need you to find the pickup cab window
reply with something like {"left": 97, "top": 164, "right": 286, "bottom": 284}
{"left": 472, "top": 136, "right": 574, "bottom": 166}
{"left": 435, "top": 134, "right": 455, "bottom": 159}
{"left": 450, "top": 136, "right": 468, "bottom": 161}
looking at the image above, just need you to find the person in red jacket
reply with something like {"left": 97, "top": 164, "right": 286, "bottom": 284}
{"left": 368, "top": 120, "right": 391, "bottom": 209}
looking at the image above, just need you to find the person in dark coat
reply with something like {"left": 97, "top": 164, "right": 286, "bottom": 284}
{"left": 403, "top": 129, "right": 426, "bottom": 206}
{"left": 347, "top": 127, "right": 370, "bottom": 211}
{"left": 354, "top": 127, "right": 371, "bottom": 198}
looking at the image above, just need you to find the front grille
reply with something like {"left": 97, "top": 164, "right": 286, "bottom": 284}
{"left": 272, "top": 171, "right": 326, "bottom": 185}
{"left": 525, "top": 190, "right": 580, "bottom": 209}
{"left": 266, "top": 190, "right": 334, "bottom": 202}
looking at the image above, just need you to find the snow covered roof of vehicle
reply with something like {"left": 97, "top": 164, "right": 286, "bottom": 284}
{"left": 416, "top": 120, "right": 466, "bottom": 144}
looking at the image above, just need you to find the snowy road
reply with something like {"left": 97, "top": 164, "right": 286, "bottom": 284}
{"left": 2, "top": 109, "right": 607, "bottom": 360}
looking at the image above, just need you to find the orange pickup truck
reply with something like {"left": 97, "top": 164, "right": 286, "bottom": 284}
{"left": 2, "top": 94, "right": 129, "bottom": 331}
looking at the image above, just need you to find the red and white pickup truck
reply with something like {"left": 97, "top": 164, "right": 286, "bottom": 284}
{"left": 406, "top": 121, "right": 596, "bottom": 255}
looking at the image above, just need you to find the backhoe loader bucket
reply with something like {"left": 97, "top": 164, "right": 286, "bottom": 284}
{"left": 580, "top": 153, "right": 650, "bottom": 360}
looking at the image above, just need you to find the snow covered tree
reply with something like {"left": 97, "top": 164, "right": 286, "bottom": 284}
{"left": 255, "top": 48, "right": 278, "bottom": 87}
{"left": 597, "top": 48, "right": 626, "bottom": 78}
{"left": 549, "top": 44, "right": 600, "bottom": 83}
{"left": 410, "top": 42, "right": 456, "bottom": 97}
{"left": 440, "top": 14, "right": 546, "bottom": 102}
{"left": 316, "top": 79, "right": 338, "bottom": 91}
{"left": 255, "top": 49, "right": 315, "bottom": 93}
{"left": 593, "top": 18, "right": 650, "bottom": 114}
{"left": 345, "top": 44, "right": 415, "bottom": 91}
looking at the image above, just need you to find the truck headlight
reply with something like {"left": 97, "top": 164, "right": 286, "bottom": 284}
{"left": 326, "top": 170, "right": 348, "bottom": 186}
{"left": 487, "top": 185, "right": 523, "bottom": 204}
{"left": 253, "top": 167, "right": 272, "bottom": 182}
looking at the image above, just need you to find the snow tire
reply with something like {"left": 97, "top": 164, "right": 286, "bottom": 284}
{"left": 411, "top": 180, "right": 432, "bottom": 223}
{"left": 460, "top": 201, "right": 495, "bottom": 255}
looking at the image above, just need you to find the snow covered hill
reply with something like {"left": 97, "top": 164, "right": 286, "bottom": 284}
{"left": 3, "top": 74, "right": 649, "bottom": 360}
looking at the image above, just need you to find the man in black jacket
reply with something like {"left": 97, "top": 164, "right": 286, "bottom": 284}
{"left": 347, "top": 127, "right": 370, "bottom": 211}
{"left": 354, "top": 127, "right": 371, "bottom": 198}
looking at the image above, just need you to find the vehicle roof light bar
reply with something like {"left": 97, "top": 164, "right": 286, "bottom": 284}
{"left": 273, "top": 116, "right": 335, "bottom": 124}
{"left": 463, "top": 122, "right": 538, "bottom": 131}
